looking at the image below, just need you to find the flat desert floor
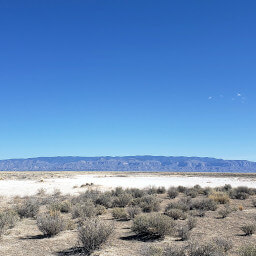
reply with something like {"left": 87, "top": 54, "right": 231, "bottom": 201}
{"left": 0, "top": 172, "right": 255, "bottom": 256}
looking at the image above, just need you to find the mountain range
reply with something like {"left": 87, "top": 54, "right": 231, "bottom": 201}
{"left": 0, "top": 156, "right": 256, "bottom": 172}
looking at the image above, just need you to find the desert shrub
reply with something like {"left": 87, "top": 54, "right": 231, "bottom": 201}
{"left": 231, "top": 187, "right": 251, "bottom": 200}
{"left": 133, "top": 195, "right": 161, "bottom": 212}
{"left": 222, "top": 184, "right": 232, "bottom": 192}
{"left": 202, "top": 187, "right": 213, "bottom": 196}
{"left": 47, "top": 200, "right": 62, "bottom": 212}
{"left": 95, "top": 205, "right": 106, "bottom": 215}
{"left": 218, "top": 205, "right": 233, "bottom": 218}
{"left": 126, "top": 188, "right": 146, "bottom": 198}
{"left": 185, "top": 188, "right": 198, "bottom": 198}
{"left": 141, "top": 245, "right": 163, "bottom": 256}
{"left": 95, "top": 192, "right": 114, "bottom": 208}
{"left": 177, "top": 225, "right": 190, "bottom": 241}
{"left": 190, "top": 198, "right": 217, "bottom": 211}
{"left": 16, "top": 198, "right": 40, "bottom": 218}
{"left": 60, "top": 200, "right": 72, "bottom": 213}
{"left": 165, "top": 198, "right": 190, "bottom": 212}
{"left": 78, "top": 218, "right": 114, "bottom": 255}
{"left": 187, "top": 217, "right": 197, "bottom": 230}
{"left": 132, "top": 213, "right": 175, "bottom": 238}
{"left": 165, "top": 209, "right": 187, "bottom": 220}
{"left": 177, "top": 186, "right": 187, "bottom": 193}
{"left": 157, "top": 186, "right": 166, "bottom": 194}
{"left": 167, "top": 187, "right": 179, "bottom": 199}
{"left": 239, "top": 245, "right": 256, "bottom": 256}
{"left": 36, "top": 210, "right": 65, "bottom": 237}
{"left": 72, "top": 201, "right": 97, "bottom": 219}
{"left": 146, "top": 186, "right": 158, "bottom": 195}
{"left": 111, "top": 187, "right": 125, "bottom": 196}
{"left": 74, "top": 190, "right": 100, "bottom": 205}
{"left": 214, "top": 237, "right": 233, "bottom": 253}
{"left": 112, "top": 208, "right": 128, "bottom": 220}
{"left": 241, "top": 224, "right": 256, "bottom": 236}
{"left": 163, "top": 246, "right": 186, "bottom": 256}
{"left": 126, "top": 206, "right": 141, "bottom": 219}
{"left": 0, "top": 209, "right": 19, "bottom": 237}
{"left": 252, "top": 199, "right": 256, "bottom": 207}
{"left": 187, "top": 241, "right": 224, "bottom": 256}
{"left": 209, "top": 192, "right": 230, "bottom": 204}
{"left": 193, "top": 185, "right": 204, "bottom": 194}
{"left": 112, "top": 193, "right": 133, "bottom": 207}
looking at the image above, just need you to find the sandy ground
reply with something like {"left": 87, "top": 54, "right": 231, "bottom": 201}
{"left": 0, "top": 173, "right": 256, "bottom": 197}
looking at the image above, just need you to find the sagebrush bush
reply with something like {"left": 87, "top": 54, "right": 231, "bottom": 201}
{"left": 141, "top": 245, "right": 163, "bottom": 256}
{"left": 187, "top": 217, "right": 197, "bottom": 230}
{"left": 36, "top": 210, "right": 64, "bottom": 237}
{"left": 241, "top": 224, "right": 256, "bottom": 236}
{"left": 177, "top": 225, "right": 190, "bottom": 241}
{"left": 214, "top": 237, "right": 233, "bottom": 253}
{"left": 230, "top": 187, "right": 251, "bottom": 200}
{"left": 165, "top": 209, "right": 187, "bottom": 220}
{"left": 190, "top": 198, "right": 217, "bottom": 211}
{"left": 78, "top": 218, "right": 114, "bottom": 255}
{"left": 112, "top": 208, "right": 128, "bottom": 220}
{"left": 185, "top": 188, "right": 198, "bottom": 198}
{"left": 96, "top": 192, "right": 114, "bottom": 208}
{"left": 252, "top": 199, "right": 256, "bottom": 207}
{"left": 239, "top": 245, "right": 256, "bottom": 256}
{"left": 133, "top": 195, "right": 161, "bottom": 212}
{"left": 167, "top": 187, "right": 179, "bottom": 199}
{"left": 177, "top": 186, "right": 186, "bottom": 193}
{"left": 187, "top": 241, "right": 222, "bottom": 256}
{"left": 0, "top": 209, "right": 19, "bottom": 237}
{"left": 112, "top": 193, "right": 133, "bottom": 207}
{"left": 16, "top": 198, "right": 40, "bottom": 218}
{"left": 218, "top": 205, "right": 233, "bottom": 218}
{"left": 165, "top": 198, "right": 190, "bottom": 212}
{"left": 146, "top": 186, "right": 158, "bottom": 195}
{"left": 125, "top": 188, "right": 146, "bottom": 198}
{"left": 72, "top": 201, "right": 97, "bottom": 219}
{"left": 163, "top": 246, "right": 186, "bottom": 256}
{"left": 209, "top": 192, "right": 230, "bottom": 204}
{"left": 156, "top": 186, "right": 166, "bottom": 194}
{"left": 126, "top": 206, "right": 141, "bottom": 219}
{"left": 132, "top": 213, "right": 175, "bottom": 238}
{"left": 60, "top": 200, "right": 72, "bottom": 213}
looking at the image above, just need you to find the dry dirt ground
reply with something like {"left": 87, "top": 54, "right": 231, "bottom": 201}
{"left": 0, "top": 172, "right": 255, "bottom": 256}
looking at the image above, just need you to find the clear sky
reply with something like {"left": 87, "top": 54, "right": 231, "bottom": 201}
{"left": 0, "top": 0, "right": 256, "bottom": 161}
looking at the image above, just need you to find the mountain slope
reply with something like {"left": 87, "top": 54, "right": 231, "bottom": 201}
{"left": 0, "top": 156, "right": 256, "bottom": 172}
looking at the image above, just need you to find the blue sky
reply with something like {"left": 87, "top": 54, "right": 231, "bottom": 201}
{"left": 0, "top": 0, "right": 256, "bottom": 160}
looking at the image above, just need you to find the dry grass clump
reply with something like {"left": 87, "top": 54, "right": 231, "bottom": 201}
{"left": 176, "top": 225, "right": 190, "bottom": 241}
{"left": 240, "top": 223, "right": 256, "bottom": 236}
{"left": 36, "top": 210, "right": 65, "bottom": 237}
{"left": 185, "top": 188, "right": 199, "bottom": 198}
{"left": 78, "top": 218, "right": 114, "bottom": 255}
{"left": 0, "top": 209, "right": 19, "bottom": 237}
{"left": 16, "top": 198, "right": 40, "bottom": 218}
{"left": 209, "top": 191, "right": 230, "bottom": 204}
{"left": 132, "top": 213, "right": 175, "bottom": 238}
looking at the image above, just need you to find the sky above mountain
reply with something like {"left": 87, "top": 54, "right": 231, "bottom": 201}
{"left": 0, "top": 0, "right": 256, "bottom": 160}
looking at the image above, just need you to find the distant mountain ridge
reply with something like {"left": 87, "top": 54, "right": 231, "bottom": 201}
{"left": 0, "top": 156, "right": 256, "bottom": 172}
